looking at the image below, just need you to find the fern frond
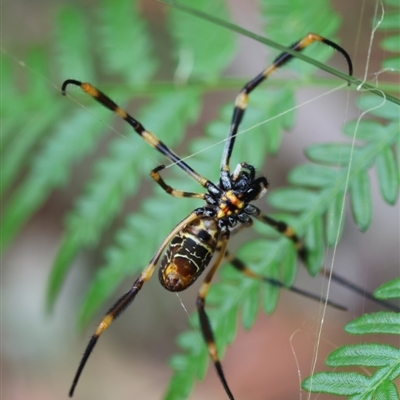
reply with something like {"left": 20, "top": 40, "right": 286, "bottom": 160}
{"left": 303, "top": 279, "right": 400, "bottom": 398}
{"left": 301, "top": 2, "right": 400, "bottom": 395}
{"left": 345, "top": 311, "right": 400, "bottom": 335}
{"left": 2, "top": 105, "right": 111, "bottom": 252}
{"left": 378, "top": 0, "right": 400, "bottom": 72}
{"left": 97, "top": 0, "right": 158, "bottom": 84}
{"left": 279, "top": 100, "right": 399, "bottom": 255}
{"left": 3, "top": 0, "right": 399, "bottom": 399}
{"left": 374, "top": 278, "right": 400, "bottom": 300}
{"left": 1, "top": 49, "right": 59, "bottom": 194}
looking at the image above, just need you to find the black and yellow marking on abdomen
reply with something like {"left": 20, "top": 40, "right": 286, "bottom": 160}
{"left": 159, "top": 218, "right": 220, "bottom": 292}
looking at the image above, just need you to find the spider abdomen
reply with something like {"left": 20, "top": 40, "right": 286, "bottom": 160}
{"left": 159, "top": 218, "right": 220, "bottom": 292}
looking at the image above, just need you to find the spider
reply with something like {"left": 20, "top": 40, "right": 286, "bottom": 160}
{"left": 63, "top": 33, "right": 352, "bottom": 400}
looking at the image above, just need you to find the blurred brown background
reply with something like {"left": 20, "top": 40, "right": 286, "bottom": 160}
{"left": 2, "top": 0, "right": 399, "bottom": 399}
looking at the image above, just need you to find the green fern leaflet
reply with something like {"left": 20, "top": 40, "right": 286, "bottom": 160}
{"left": 303, "top": 279, "right": 400, "bottom": 398}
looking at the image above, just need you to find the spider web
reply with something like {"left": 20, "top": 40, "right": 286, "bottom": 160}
{"left": 1, "top": 1, "right": 398, "bottom": 399}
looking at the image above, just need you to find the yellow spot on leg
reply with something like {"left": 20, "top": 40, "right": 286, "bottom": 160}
{"left": 142, "top": 130, "right": 160, "bottom": 148}
{"left": 243, "top": 268, "right": 258, "bottom": 279}
{"left": 95, "top": 314, "right": 114, "bottom": 335}
{"left": 235, "top": 92, "right": 248, "bottom": 109}
{"left": 208, "top": 341, "right": 219, "bottom": 362}
{"left": 115, "top": 107, "right": 127, "bottom": 119}
{"left": 284, "top": 226, "right": 295, "bottom": 237}
{"left": 81, "top": 82, "right": 98, "bottom": 97}
{"left": 199, "top": 282, "right": 211, "bottom": 300}
{"left": 299, "top": 33, "right": 323, "bottom": 49}
{"left": 263, "top": 65, "right": 277, "bottom": 77}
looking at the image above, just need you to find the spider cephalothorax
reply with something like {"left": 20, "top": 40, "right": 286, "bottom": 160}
{"left": 64, "top": 33, "right": 352, "bottom": 400}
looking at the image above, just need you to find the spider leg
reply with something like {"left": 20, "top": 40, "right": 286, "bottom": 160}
{"left": 220, "top": 33, "right": 353, "bottom": 186}
{"left": 255, "top": 212, "right": 307, "bottom": 262}
{"left": 61, "top": 80, "right": 221, "bottom": 196}
{"left": 69, "top": 211, "right": 199, "bottom": 397}
{"left": 150, "top": 164, "right": 206, "bottom": 199}
{"left": 196, "top": 231, "right": 235, "bottom": 400}
{"left": 250, "top": 213, "right": 400, "bottom": 312}
{"left": 217, "top": 221, "right": 345, "bottom": 310}
{"left": 320, "top": 270, "right": 400, "bottom": 312}
{"left": 223, "top": 249, "right": 346, "bottom": 311}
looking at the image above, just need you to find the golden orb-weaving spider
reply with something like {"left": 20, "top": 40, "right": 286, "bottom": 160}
{"left": 63, "top": 33, "right": 353, "bottom": 399}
